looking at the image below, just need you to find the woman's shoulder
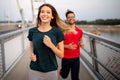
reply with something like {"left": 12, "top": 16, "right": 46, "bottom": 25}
{"left": 29, "top": 27, "right": 37, "bottom": 32}
{"left": 52, "top": 27, "right": 62, "bottom": 32}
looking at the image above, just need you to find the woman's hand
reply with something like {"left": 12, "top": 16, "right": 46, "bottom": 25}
{"left": 30, "top": 53, "right": 37, "bottom": 62}
{"left": 43, "top": 35, "right": 53, "bottom": 48}
{"left": 43, "top": 35, "right": 64, "bottom": 58}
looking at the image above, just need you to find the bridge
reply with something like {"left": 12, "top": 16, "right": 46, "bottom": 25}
{"left": 0, "top": 25, "right": 120, "bottom": 80}
{"left": 0, "top": 0, "right": 120, "bottom": 80}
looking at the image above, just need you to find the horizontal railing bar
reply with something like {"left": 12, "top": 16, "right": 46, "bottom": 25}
{"left": 81, "top": 54, "right": 105, "bottom": 80}
{"left": 98, "top": 41, "right": 120, "bottom": 53}
{"left": 82, "top": 48, "right": 120, "bottom": 80}
{"left": 83, "top": 31, "right": 120, "bottom": 48}
{"left": 0, "top": 26, "right": 34, "bottom": 40}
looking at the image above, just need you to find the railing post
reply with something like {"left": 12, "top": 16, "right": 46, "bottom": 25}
{"left": 0, "top": 39, "right": 6, "bottom": 77}
{"left": 16, "top": 0, "right": 25, "bottom": 52}
{"left": 89, "top": 37, "right": 98, "bottom": 72}
{"left": 21, "top": 10, "right": 25, "bottom": 52}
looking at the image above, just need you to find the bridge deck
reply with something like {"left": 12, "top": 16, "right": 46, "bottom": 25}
{"left": 3, "top": 49, "right": 95, "bottom": 80}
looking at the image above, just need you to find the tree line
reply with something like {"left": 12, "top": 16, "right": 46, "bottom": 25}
{"left": 1, "top": 18, "right": 120, "bottom": 25}
{"left": 76, "top": 19, "right": 120, "bottom": 25}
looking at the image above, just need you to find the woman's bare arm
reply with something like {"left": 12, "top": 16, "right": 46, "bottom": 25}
{"left": 43, "top": 35, "right": 64, "bottom": 58}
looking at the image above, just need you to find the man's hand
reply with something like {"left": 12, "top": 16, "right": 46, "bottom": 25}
{"left": 65, "top": 43, "right": 77, "bottom": 50}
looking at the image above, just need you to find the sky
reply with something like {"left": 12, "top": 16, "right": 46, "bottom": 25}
{"left": 0, "top": 0, "right": 120, "bottom": 21}
{"left": 46, "top": 0, "right": 120, "bottom": 21}
{"left": 0, "top": 0, "right": 33, "bottom": 21}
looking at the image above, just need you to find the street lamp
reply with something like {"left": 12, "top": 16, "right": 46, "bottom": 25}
{"left": 16, "top": 0, "right": 25, "bottom": 29}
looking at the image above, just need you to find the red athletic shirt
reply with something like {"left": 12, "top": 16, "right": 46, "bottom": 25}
{"left": 64, "top": 26, "right": 83, "bottom": 59}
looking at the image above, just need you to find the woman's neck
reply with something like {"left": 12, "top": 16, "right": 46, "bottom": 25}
{"left": 38, "top": 23, "right": 52, "bottom": 32}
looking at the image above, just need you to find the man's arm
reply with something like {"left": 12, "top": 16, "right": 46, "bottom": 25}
{"left": 79, "top": 38, "right": 84, "bottom": 48}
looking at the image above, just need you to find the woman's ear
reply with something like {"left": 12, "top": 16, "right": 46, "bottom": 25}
{"left": 51, "top": 16, "right": 54, "bottom": 19}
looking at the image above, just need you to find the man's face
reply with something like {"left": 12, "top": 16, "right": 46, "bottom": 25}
{"left": 66, "top": 13, "right": 76, "bottom": 25}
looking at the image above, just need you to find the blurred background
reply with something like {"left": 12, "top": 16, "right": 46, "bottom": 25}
{"left": 0, "top": 0, "right": 120, "bottom": 80}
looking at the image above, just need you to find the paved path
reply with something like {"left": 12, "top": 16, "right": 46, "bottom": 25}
{"left": 3, "top": 49, "right": 94, "bottom": 80}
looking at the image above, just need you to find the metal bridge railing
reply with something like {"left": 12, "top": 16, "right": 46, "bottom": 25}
{"left": 81, "top": 31, "right": 120, "bottom": 80}
{"left": 0, "top": 27, "right": 32, "bottom": 80}
{"left": 0, "top": 27, "right": 120, "bottom": 80}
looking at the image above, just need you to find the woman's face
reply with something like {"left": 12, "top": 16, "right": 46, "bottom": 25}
{"left": 39, "top": 6, "right": 53, "bottom": 24}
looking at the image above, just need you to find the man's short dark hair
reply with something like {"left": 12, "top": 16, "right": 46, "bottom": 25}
{"left": 65, "top": 10, "right": 75, "bottom": 18}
